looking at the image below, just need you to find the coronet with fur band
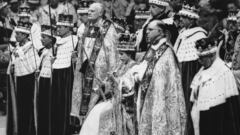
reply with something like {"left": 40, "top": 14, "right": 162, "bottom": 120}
{"left": 15, "top": 21, "right": 32, "bottom": 34}
{"left": 227, "top": 10, "right": 238, "bottom": 22}
{"left": 57, "top": 14, "right": 74, "bottom": 27}
{"left": 196, "top": 38, "right": 217, "bottom": 57}
{"left": 77, "top": 0, "right": 94, "bottom": 14}
{"left": 135, "top": 10, "right": 151, "bottom": 20}
{"left": 178, "top": 4, "right": 199, "bottom": 19}
{"left": 41, "top": 24, "right": 57, "bottom": 37}
{"left": 149, "top": 0, "right": 170, "bottom": 7}
{"left": 18, "top": 2, "right": 31, "bottom": 17}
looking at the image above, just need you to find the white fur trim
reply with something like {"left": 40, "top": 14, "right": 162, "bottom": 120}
{"left": 149, "top": 0, "right": 169, "bottom": 6}
{"left": 179, "top": 9, "right": 199, "bottom": 19}
{"left": 56, "top": 22, "right": 74, "bottom": 27}
{"left": 18, "top": 13, "right": 31, "bottom": 17}
{"left": 77, "top": 8, "right": 88, "bottom": 14}
{"left": 197, "top": 46, "right": 217, "bottom": 57}
{"left": 15, "top": 27, "right": 30, "bottom": 34}
{"left": 0, "top": 2, "right": 7, "bottom": 9}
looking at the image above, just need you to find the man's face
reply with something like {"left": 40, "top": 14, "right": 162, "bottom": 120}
{"left": 179, "top": 16, "right": 192, "bottom": 28}
{"left": 57, "top": 25, "right": 70, "bottom": 37}
{"left": 15, "top": 32, "right": 27, "bottom": 42}
{"left": 149, "top": 4, "right": 165, "bottom": 17}
{"left": 146, "top": 22, "right": 164, "bottom": 43}
{"left": 88, "top": 5, "right": 101, "bottom": 21}
{"left": 198, "top": 55, "right": 214, "bottom": 68}
{"left": 41, "top": 34, "right": 52, "bottom": 48}
{"left": 79, "top": 14, "right": 89, "bottom": 24}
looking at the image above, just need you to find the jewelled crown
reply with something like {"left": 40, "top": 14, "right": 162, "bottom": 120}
{"left": 149, "top": 0, "right": 170, "bottom": 7}
{"left": 77, "top": 0, "right": 94, "bottom": 14}
{"left": 135, "top": 10, "right": 151, "bottom": 20}
{"left": 57, "top": 14, "right": 74, "bottom": 27}
{"left": 117, "top": 33, "right": 136, "bottom": 52}
{"left": 178, "top": 3, "right": 199, "bottom": 19}
{"left": 41, "top": 24, "right": 57, "bottom": 37}
{"left": 15, "top": 21, "right": 32, "bottom": 34}
{"left": 18, "top": 2, "right": 31, "bottom": 17}
{"left": 227, "top": 10, "right": 238, "bottom": 22}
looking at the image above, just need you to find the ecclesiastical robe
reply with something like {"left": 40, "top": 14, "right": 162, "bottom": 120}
{"left": 121, "top": 38, "right": 186, "bottom": 135}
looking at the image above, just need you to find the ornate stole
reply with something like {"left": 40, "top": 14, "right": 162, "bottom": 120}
{"left": 80, "top": 20, "right": 111, "bottom": 116}
{"left": 139, "top": 43, "right": 169, "bottom": 117}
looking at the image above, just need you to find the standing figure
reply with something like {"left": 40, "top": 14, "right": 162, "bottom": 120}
{"left": 120, "top": 20, "right": 186, "bottom": 135}
{"left": 51, "top": 13, "right": 78, "bottom": 135}
{"left": 173, "top": 4, "right": 207, "bottom": 135}
{"left": 37, "top": 24, "right": 56, "bottom": 135}
{"left": 78, "top": 2, "right": 119, "bottom": 123}
{"left": 134, "top": 0, "right": 178, "bottom": 61}
{"left": 191, "top": 37, "right": 240, "bottom": 135}
{"left": 7, "top": 21, "right": 40, "bottom": 135}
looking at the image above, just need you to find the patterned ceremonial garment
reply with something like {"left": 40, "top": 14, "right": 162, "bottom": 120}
{"left": 39, "top": 48, "right": 53, "bottom": 78}
{"left": 79, "top": 60, "right": 136, "bottom": 135}
{"left": 190, "top": 58, "right": 239, "bottom": 135}
{"left": 8, "top": 41, "right": 40, "bottom": 76}
{"left": 52, "top": 35, "right": 78, "bottom": 69}
{"left": 174, "top": 27, "right": 207, "bottom": 62}
{"left": 71, "top": 19, "right": 119, "bottom": 117}
{"left": 120, "top": 38, "right": 187, "bottom": 135}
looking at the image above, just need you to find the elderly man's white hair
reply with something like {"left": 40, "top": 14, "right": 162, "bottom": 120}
{"left": 89, "top": 2, "right": 105, "bottom": 16}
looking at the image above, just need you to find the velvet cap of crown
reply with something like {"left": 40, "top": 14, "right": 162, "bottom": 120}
{"left": 0, "top": 1, "right": 7, "bottom": 10}
{"left": 118, "top": 33, "right": 136, "bottom": 52}
{"left": 77, "top": 0, "right": 94, "bottom": 14}
{"left": 112, "top": 17, "right": 127, "bottom": 33}
{"left": 195, "top": 37, "right": 217, "bottom": 57}
{"left": 18, "top": 2, "right": 31, "bottom": 17}
{"left": 227, "top": 10, "right": 238, "bottom": 22}
{"left": 178, "top": 4, "right": 199, "bottom": 19}
{"left": 135, "top": 10, "right": 151, "bottom": 20}
{"left": 149, "top": 0, "right": 170, "bottom": 7}
{"left": 15, "top": 21, "right": 32, "bottom": 34}
{"left": 57, "top": 14, "right": 74, "bottom": 27}
{"left": 41, "top": 24, "right": 57, "bottom": 37}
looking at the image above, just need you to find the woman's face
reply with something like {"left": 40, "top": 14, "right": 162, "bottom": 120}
{"left": 119, "top": 51, "right": 129, "bottom": 62}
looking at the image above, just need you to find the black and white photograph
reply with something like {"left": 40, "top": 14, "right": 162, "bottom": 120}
{"left": 0, "top": 0, "right": 240, "bottom": 135}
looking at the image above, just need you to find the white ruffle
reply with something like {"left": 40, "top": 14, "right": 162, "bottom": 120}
{"left": 191, "top": 58, "right": 239, "bottom": 111}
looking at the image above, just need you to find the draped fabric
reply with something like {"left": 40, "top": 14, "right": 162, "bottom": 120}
{"left": 79, "top": 60, "right": 136, "bottom": 135}
{"left": 120, "top": 39, "right": 187, "bottom": 135}
{"left": 199, "top": 96, "right": 240, "bottom": 135}
{"left": 38, "top": 77, "right": 51, "bottom": 135}
{"left": 137, "top": 48, "right": 186, "bottom": 135}
{"left": 181, "top": 60, "right": 201, "bottom": 135}
{"left": 51, "top": 67, "right": 73, "bottom": 135}
{"left": 190, "top": 58, "right": 240, "bottom": 135}
{"left": 6, "top": 73, "right": 36, "bottom": 135}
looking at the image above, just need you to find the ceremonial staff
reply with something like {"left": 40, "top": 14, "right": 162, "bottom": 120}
{"left": 4, "top": 18, "right": 18, "bottom": 135}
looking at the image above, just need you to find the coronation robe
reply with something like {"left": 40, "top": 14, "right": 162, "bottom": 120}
{"left": 121, "top": 38, "right": 186, "bottom": 135}
{"left": 7, "top": 41, "right": 40, "bottom": 135}
{"left": 173, "top": 26, "right": 207, "bottom": 135}
{"left": 79, "top": 59, "right": 136, "bottom": 135}
{"left": 38, "top": 48, "right": 52, "bottom": 135}
{"left": 191, "top": 58, "right": 240, "bottom": 135}
{"left": 51, "top": 35, "right": 78, "bottom": 135}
